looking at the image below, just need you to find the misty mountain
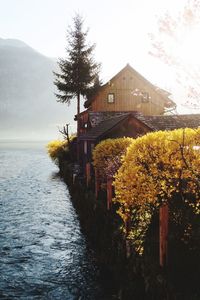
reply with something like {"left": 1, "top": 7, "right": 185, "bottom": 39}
{"left": 0, "top": 38, "right": 76, "bottom": 140}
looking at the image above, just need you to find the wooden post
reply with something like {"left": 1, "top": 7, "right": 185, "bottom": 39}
{"left": 125, "top": 213, "right": 131, "bottom": 258}
{"left": 95, "top": 169, "right": 100, "bottom": 199}
{"left": 77, "top": 138, "right": 80, "bottom": 163}
{"left": 72, "top": 173, "right": 76, "bottom": 184}
{"left": 107, "top": 178, "right": 113, "bottom": 210}
{"left": 159, "top": 203, "right": 169, "bottom": 268}
{"left": 86, "top": 162, "right": 91, "bottom": 187}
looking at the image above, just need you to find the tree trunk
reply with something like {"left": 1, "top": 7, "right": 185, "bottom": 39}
{"left": 77, "top": 93, "right": 80, "bottom": 136}
{"left": 77, "top": 93, "right": 80, "bottom": 162}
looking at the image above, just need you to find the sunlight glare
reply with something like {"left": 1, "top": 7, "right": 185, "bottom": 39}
{"left": 179, "top": 26, "right": 200, "bottom": 65}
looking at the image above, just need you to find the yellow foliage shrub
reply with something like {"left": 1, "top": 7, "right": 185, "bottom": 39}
{"left": 114, "top": 128, "right": 200, "bottom": 253}
{"left": 92, "top": 137, "right": 134, "bottom": 185}
{"left": 47, "top": 140, "right": 69, "bottom": 164}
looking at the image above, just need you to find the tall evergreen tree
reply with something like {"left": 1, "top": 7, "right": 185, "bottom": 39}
{"left": 54, "top": 14, "right": 100, "bottom": 135}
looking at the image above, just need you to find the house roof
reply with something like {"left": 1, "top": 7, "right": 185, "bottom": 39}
{"left": 79, "top": 112, "right": 200, "bottom": 141}
{"left": 79, "top": 113, "right": 130, "bottom": 141}
{"left": 137, "top": 114, "right": 200, "bottom": 131}
{"left": 84, "top": 64, "right": 176, "bottom": 109}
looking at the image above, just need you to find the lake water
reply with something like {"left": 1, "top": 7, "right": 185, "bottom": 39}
{"left": 0, "top": 142, "right": 112, "bottom": 299}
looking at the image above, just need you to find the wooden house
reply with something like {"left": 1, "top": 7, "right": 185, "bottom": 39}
{"left": 84, "top": 64, "right": 176, "bottom": 115}
{"left": 78, "top": 64, "right": 176, "bottom": 135}
{"left": 79, "top": 112, "right": 200, "bottom": 175}
{"left": 76, "top": 63, "right": 190, "bottom": 175}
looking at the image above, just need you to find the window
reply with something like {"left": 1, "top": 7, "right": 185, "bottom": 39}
{"left": 141, "top": 92, "right": 149, "bottom": 103}
{"left": 107, "top": 93, "right": 115, "bottom": 103}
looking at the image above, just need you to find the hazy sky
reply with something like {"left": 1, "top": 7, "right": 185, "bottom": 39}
{"left": 0, "top": 0, "right": 180, "bottom": 80}
{"left": 1, "top": 0, "right": 198, "bottom": 113}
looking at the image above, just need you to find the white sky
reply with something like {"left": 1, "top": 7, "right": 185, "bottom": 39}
{"left": 1, "top": 0, "right": 199, "bottom": 113}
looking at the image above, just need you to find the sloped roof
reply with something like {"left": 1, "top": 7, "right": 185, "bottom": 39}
{"left": 79, "top": 113, "right": 130, "bottom": 140}
{"left": 79, "top": 112, "right": 200, "bottom": 141}
{"left": 84, "top": 64, "right": 176, "bottom": 109}
{"left": 137, "top": 114, "right": 200, "bottom": 131}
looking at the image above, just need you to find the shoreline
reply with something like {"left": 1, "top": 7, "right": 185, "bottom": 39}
{"left": 58, "top": 155, "right": 200, "bottom": 299}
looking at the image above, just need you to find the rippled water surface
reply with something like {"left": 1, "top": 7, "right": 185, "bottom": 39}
{"left": 0, "top": 142, "right": 110, "bottom": 299}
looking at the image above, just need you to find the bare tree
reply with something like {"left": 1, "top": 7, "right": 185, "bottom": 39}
{"left": 59, "top": 124, "right": 70, "bottom": 144}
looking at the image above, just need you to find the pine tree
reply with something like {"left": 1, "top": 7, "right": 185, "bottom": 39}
{"left": 54, "top": 14, "right": 100, "bottom": 135}
{"left": 84, "top": 74, "right": 102, "bottom": 108}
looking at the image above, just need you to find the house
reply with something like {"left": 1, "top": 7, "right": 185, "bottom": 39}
{"left": 78, "top": 64, "right": 176, "bottom": 135}
{"left": 79, "top": 112, "right": 200, "bottom": 175}
{"left": 84, "top": 64, "right": 175, "bottom": 113}
{"left": 77, "top": 64, "right": 200, "bottom": 175}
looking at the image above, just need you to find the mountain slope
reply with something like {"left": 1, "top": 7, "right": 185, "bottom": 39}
{"left": 0, "top": 38, "right": 76, "bottom": 140}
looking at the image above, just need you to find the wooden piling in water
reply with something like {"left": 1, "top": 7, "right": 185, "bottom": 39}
{"left": 159, "top": 203, "right": 169, "bottom": 268}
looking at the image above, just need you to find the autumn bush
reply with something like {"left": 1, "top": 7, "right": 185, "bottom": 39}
{"left": 92, "top": 137, "right": 134, "bottom": 187}
{"left": 114, "top": 128, "right": 200, "bottom": 254}
{"left": 47, "top": 140, "right": 69, "bottom": 165}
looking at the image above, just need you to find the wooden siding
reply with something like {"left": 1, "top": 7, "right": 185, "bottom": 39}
{"left": 91, "top": 67, "right": 166, "bottom": 115}
{"left": 79, "top": 110, "right": 89, "bottom": 134}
